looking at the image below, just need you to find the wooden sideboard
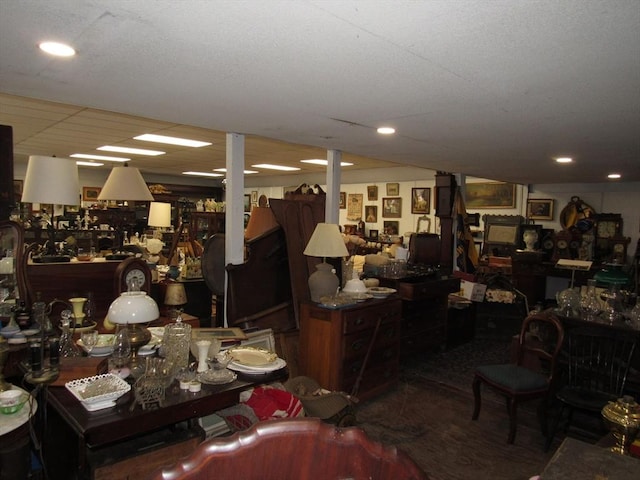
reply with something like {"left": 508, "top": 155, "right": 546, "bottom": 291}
{"left": 379, "top": 275, "right": 461, "bottom": 355}
{"left": 298, "top": 297, "right": 402, "bottom": 401}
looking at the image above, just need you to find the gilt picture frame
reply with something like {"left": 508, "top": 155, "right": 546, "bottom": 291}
{"left": 465, "top": 182, "right": 516, "bottom": 208}
{"left": 382, "top": 197, "right": 402, "bottom": 218}
{"left": 527, "top": 199, "right": 554, "bottom": 221}
{"left": 82, "top": 186, "right": 101, "bottom": 202}
{"left": 411, "top": 187, "right": 430, "bottom": 214}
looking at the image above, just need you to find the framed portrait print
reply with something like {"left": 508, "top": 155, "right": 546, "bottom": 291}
{"left": 365, "top": 205, "right": 377, "bottom": 223}
{"left": 411, "top": 187, "right": 430, "bottom": 214}
{"left": 382, "top": 197, "right": 402, "bottom": 218}
{"left": 244, "top": 194, "right": 251, "bottom": 212}
{"left": 82, "top": 186, "right": 101, "bottom": 202}
{"left": 527, "top": 199, "right": 554, "bottom": 221}
{"left": 251, "top": 190, "right": 258, "bottom": 204}
{"left": 339, "top": 192, "right": 346, "bottom": 209}
{"left": 367, "top": 185, "right": 378, "bottom": 201}
{"left": 386, "top": 183, "right": 399, "bottom": 196}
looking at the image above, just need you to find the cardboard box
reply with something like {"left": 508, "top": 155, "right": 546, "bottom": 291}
{"left": 460, "top": 279, "right": 487, "bottom": 302}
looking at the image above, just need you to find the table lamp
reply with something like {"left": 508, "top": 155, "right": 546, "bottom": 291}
{"left": 303, "top": 223, "right": 349, "bottom": 302}
{"left": 97, "top": 164, "right": 154, "bottom": 201}
{"left": 148, "top": 202, "right": 172, "bottom": 239}
{"left": 164, "top": 281, "right": 187, "bottom": 319}
{"left": 105, "top": 279, "right": 159, "bottom": 374}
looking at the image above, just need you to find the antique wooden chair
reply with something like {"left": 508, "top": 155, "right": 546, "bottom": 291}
{"left": 151, "top": 417, "right": 428, "bottom": 480}
{"left": 472, "top": 311, "right": 565, "bottom": 444}
{"left": 544, "top": 325, "right": 637, "bottom": 450}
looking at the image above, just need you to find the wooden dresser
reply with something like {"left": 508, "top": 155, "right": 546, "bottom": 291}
{"left": 298, "top": 297, "right": 402, "bottom": 401}
{"left": 380, "top": 275, "right": 461, "bottom": 355}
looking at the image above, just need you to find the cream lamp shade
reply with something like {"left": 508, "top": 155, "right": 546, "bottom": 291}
{"left": 148, "top": 202, "right": 172, "bottom": 228}
{"left": 98, "top": 164, "right": 154, "bottom": 201}
{"left": 303, "top": 223, "right": 349, "bottom": 302}
{"left": 21, "top": 155, "right": 80, "bottom": 205}
{"left": 303, "top": 223, "right": 349, "bottom": 259}
{"left": 164, "top": 282, "right": 188, "bottom": 306}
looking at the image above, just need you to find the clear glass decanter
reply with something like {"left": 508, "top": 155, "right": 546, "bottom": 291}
{"left": 58, "top": 310, "right": 81, "bottom": 357}
{"left": 580, "top": 279, "right": 601, "bottom": 321}
{"left": 556, "top": 286, "right": 581, "bottom": 317}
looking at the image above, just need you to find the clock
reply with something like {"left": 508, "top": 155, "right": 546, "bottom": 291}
{"left": 552, "top": 230, "right": 572, "bottom": 262}
{"left": 114, "top": 257, "right": 152, "bottom": 295}
{"left": 593, "top": 213, "right": 622, "bottom": 240}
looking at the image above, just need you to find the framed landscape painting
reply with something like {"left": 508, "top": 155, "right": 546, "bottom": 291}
{"left": 527, "top": 199, "right": 554, "bottom": 220}
{"left": 465, "top": 182, "right": 516, "bottom": 208}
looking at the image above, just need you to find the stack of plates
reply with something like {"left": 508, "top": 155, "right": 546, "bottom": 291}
{"left": 367, "top": 287, "right": 397, "bottom": 298}
{"left": 226, "top": 346, "right": 286, "bottom": 374}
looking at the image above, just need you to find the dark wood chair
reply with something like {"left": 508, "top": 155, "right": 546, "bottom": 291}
{"left": 544, "top": 325, "right": 637, "bottom": 450}
{"left": 472, "top": 311, "right": 565, "bottom": 444}
{"left": 151, "top": 418, "right": 428, "bottom": 480}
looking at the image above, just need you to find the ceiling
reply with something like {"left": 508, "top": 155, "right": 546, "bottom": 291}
{"left": 0, "top": 0, "right": 639, "bottom": 186}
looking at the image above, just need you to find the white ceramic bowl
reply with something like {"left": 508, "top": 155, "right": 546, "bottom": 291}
{"left": 77, "top": 334, "right": 115, "bottom": 356}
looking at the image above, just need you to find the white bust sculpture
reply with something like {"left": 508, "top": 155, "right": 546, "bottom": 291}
{"left": 523, "top": 229, "right": 538, "bottom": 252}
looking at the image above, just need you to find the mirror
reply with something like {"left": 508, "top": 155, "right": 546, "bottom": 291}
{"left": 0, "top": 220, "right": 27, "bottom": 306}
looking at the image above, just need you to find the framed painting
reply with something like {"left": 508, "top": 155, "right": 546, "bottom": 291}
{"left": 251, "top": 190, "right": 258, "bottom": 204}
{"left": 382, "top": 197, "right": 402, "bottom": 218}
{"left": 367, "top": 185, "right": 378, "bottom": 201}
{"left": 527, "top": 199, "right": 554, "bottom": 221}
{"left": 369, "top": 229, "right": 379, "bottom": 239}
{"left": 339, "top": 192, "right": 346, "bottom": 209}
{"left": 82, "top": 186, "right": 101, "bottom": 202}
{"left": 365, "top": 205, "right": 378, "bottom": 223}
{"left": 411, "top": 187, "right": 430, "bottom": 214}
{"left": 386, "top": 183, "right": 399, "bottom": 196}
{"left": 244, "top": 194, "right": 251, "bottom": 212}
{"left": 13, "top": 179, "right": 23, "bottom": 195}
{"left": 465, "top": 182, "right": 516, "bottom": 208}
{"left": 383, "top": 221, "right": 399, "bottom": 235}
{"left": 347, "top": 193, "right": 363, "bottom": 221}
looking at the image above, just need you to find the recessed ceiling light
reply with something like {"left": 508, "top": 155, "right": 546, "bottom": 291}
{"left": 182, "top": 171, "right": 224, "bottom": 177}
{"left": 39, "top": 41, "right": 75, "bottom": 57}
{"left": 608, "top": 173, "right": 621, "bottom": 179}
{"left": 377, "top": 127, "right": 396, "bottom": 135}
{"left": 300, "top": 159, "right": 354, "bottom": 166}
{"left": 555, "top": 157, "right": 573, "bottom": 163}
{"left": 98, "top": 145, "right": 165, "bottom": 156}
{"left": 70, "top": 154, "right": 129, "bottom": 162}
{"left": 75, "top": 161, "right": 104, "bottom": 167}
{"left": 252, "top": 164, "right": 301, "bottom": 171}
{"left": 134, "top": 134, "right": 212, "bottom": 147}
{"left": 213, "top": 168, "right": 258, "bottom": 174}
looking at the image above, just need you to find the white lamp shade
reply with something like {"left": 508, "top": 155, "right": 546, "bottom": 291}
{"left": 148, "top": 202, "right": 172, "bottom": 228}
{"left": 21, "top": 155, "right": 80, "bottom": 205}
{"left": 303, "top": 223, "right": 349, "bottom": 258}
{"left": 106, "top": 292, "right": 159, "bottom": 324}
{"left": 98, "top": 165, "right": 154, "bottom": 201}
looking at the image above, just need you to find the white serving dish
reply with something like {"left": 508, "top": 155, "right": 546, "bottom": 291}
{"left": 227, "top": 346, "right": 277, "bottom": 366}
{"left": 367, "top": 287, "right": 397, "bottom": 298}
{"left": 65, "top": 373, "right": 131, "bottom": 411}
{"left": 228, "top": 357, "right": 287, "bottom": 374}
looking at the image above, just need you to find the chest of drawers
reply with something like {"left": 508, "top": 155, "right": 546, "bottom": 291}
{"left": 299, "top": 297, "right": 402, "bottom": 401}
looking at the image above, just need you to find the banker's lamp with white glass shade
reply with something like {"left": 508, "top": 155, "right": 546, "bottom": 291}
{"left": 97, "top": 164, "right": 154, "bottom": 201}
{"left": 303, "top": 223, "right": 349, "bottom": 302}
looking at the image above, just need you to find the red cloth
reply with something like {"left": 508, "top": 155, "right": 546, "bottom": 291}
{"left": 243, "top": 386, "right": 304, "bottom": 420}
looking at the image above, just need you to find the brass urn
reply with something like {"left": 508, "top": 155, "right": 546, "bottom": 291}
{"left": 601, "top": 395, "right": 640, "bottom": 455}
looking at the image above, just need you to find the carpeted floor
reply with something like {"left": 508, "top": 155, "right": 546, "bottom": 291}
{"left": 355, "top": 332, "right": 561, "bottom": 480}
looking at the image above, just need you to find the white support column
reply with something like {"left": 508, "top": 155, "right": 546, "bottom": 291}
{"left": 224, "top": 133, "right": 245, "bottom": 326}
{"left": 325, "top": 150, "right": 341, "bottom": 223}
